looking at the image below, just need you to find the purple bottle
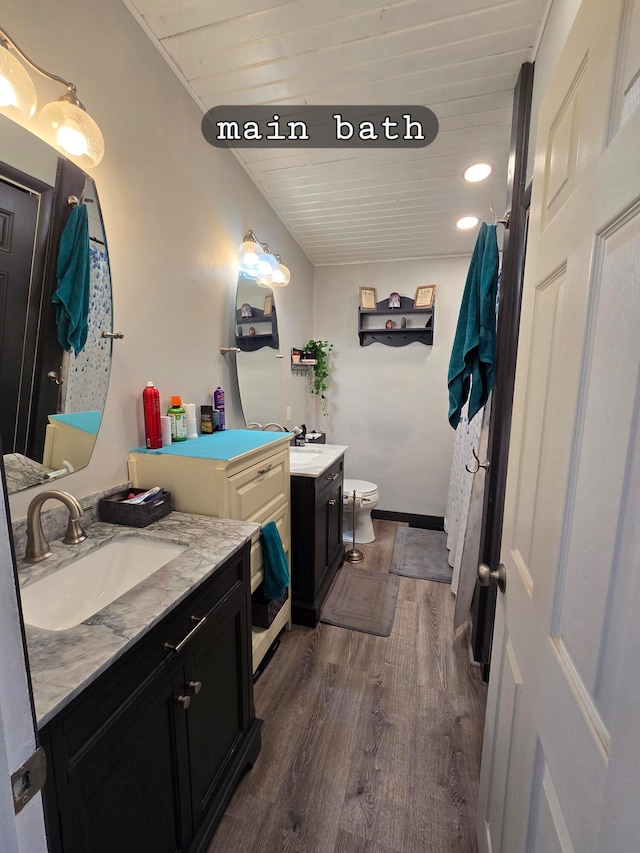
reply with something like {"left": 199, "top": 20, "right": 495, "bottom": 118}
{"left": 213, "top": 386, "right": 225, "bottom": 431}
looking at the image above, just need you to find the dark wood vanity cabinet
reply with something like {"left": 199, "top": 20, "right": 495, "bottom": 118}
{"left": 39, "top": 544, "right": 261, "bottom": 853}
{"left": 291, "top": 455, "right": 344, "bottom": 627}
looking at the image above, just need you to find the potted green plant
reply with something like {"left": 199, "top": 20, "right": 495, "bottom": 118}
{"left": 302, "top": 339, "right": 333, "bottom": 415}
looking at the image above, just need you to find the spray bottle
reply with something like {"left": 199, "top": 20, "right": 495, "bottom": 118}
{"left": 142, "top": 381, "right": 163, "bottom": 449}
{"left": 168, "top": 395, "right": 187, "bottom": 441}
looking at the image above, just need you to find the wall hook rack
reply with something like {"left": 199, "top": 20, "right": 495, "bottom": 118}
{"left": 489, "top": 201, "right": 510, "bottom": 227}
{"left": 465, "top": 447, "right": 490, "bottom": 474}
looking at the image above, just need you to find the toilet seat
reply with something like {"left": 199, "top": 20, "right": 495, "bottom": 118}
{"left": 343, "top": 479, "right": 377, "bottom": 499}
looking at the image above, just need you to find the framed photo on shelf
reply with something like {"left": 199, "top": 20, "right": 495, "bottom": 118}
{"left": 359, "top": 286, "right": 377, "bottom": 310}
{"left": 414, "top": 284, "right": 436, "bottom": 308}
{"left": 388, "top": 291, "right": 401, "bottom": 308}
{"left": 263, "top": 294, "right": 273, "bottom": 316}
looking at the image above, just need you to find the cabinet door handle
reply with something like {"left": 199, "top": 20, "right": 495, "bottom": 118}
{"left": 176, "top": 695, "right": 191, "bottom": 710}
{"left": 164, "top": 616, "right": 207, "bottom": 654}
{"left": 188, "top": 680, "right": 202, "bottom": 694}
{"left": 258, "top": 463, "right": 273, "bottom": 475}
{"left": 326, "top": 472, "right": 339, "bottom": 481}
{"left": 328, "top": 499, "right": 337, "bottom": 506}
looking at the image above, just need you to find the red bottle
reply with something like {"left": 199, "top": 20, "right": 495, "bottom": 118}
{"left": 143, "top": 381, "right": 162, "bottom": 448}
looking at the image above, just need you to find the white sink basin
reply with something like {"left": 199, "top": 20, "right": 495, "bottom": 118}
{"left": 21, "top": 537, "right": 187, "bottom": 631}
{"left": 289, "top": 448, "right": 324, "bottom": 465}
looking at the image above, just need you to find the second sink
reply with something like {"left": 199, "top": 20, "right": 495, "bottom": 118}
{"left": 20, "top": 536, "right": 187, "bottom": 631}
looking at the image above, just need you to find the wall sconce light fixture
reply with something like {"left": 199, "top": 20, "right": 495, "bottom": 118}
{"left": 238, "top": 230, "right": 290, "bottom": 287}
{"left": 0, "top": 25, "right": 104, "bottom": 168}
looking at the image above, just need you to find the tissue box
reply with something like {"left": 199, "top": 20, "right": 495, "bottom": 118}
{"left": 251, "top": 584, "right": 289, "bottom": 628}
{"left": 98, "top": 488, "right": 172, "bottom": 528}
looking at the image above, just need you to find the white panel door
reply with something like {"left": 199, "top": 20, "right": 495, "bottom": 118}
{"left": 477, "top": 0, "right": 640, "bottom": 850}
{"left": 0, "top": 488, "right": 47, "bottom": 851}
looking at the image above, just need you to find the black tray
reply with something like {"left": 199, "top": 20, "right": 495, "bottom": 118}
{"left": 251, "top": 584, "right": 289, "bottom": 628}
{"left": 98, "top": 488, "right": 172, "bottom": 528}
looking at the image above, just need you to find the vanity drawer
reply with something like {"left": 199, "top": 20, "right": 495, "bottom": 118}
{"left": 316, "top": 456, "right": 344, "bottom": 501}
{"left": 227, "top": 448, "right": 288, "bottom": 524}
{"left": 249, "top": 500, "right": 290, "bottom": 593}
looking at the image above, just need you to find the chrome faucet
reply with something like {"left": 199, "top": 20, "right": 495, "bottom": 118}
{"left": 263, "top": 423, "right": 286, "bottom": 431}
{"left": 24, "top": 490, "right": 87, "bottom": 563}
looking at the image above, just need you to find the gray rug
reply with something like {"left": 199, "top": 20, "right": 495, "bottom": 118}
{"left": 320, "top": 567, "right": 400, "bottom": 637}
{"left": 389, "top": 527, "right": 453, "bottom": 583}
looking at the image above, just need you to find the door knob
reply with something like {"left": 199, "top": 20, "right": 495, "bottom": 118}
{"left": 47, "top": 371, "right": 63, "bottom": 386}
{"left": 478, "top": 563, "right": 507, "bottom": 594}
{"left": 188, "top": 681, "right": 202, "bottom": 694}
{"left": 176, "top": 695, "right": 191, "bottom": 710}
{"left": 328, "top": 499, "right": 337, "bottom": 506}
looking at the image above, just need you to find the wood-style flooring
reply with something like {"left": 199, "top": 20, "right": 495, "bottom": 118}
{"left": 207, "top": 520, "right": 487, "bottom": 853}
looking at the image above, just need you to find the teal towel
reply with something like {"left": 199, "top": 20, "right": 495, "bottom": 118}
{"left": 447, "top": 222, "right": 499, "bottom": 429}
{"left": 53, "top": 204, "right": 90, "bottom": 354}
{"left": 261, "top": 521, "right": 290, "bottom": 599}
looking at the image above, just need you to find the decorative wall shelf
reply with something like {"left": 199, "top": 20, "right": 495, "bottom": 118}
{"left": 358, "top": 295, "right": 434, "bottom": 347}
{"left": 235, "top": 305, "right": 278, "bottom": 352}
{"left": 290, "top": 348, "right": 316, "bottom": 375}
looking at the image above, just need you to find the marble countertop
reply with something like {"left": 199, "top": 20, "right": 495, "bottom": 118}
{"left": 17, "top": 512, "right": 259, "bottom": 727}
{"left": 289, "top": 443, "right": 348, "bottom": 478}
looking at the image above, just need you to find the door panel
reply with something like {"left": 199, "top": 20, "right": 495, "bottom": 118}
{"left": 0, "top": 177, "right": 47, "bottom": 454}
{"left": 558, "top": 217, "right": 640, "bottom": 714}
{"left": 478, "top": 0, "right": 640, "bottom": 849}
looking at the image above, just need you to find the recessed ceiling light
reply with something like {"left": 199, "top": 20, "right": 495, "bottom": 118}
{"left": 463, "top": 162, "right": 493, "bottom": 182}
{"left": 456, "top": 216, "right": 479, "bottom": 230}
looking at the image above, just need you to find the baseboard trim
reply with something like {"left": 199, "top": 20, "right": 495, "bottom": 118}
{"left": 372, "top": 510, "right": 445, "bottom": 530}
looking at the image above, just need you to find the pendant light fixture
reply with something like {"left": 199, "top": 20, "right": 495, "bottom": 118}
{"left": 0, "top": 25, "right": 104, "bottom": 167}
{"left": 238, "top": 230, "right": 291, "bottom": 287}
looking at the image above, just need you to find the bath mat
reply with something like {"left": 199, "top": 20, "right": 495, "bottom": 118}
{"left": 389, "top": 527, "right": 452, "bottom": 583}
{"left": 320, "top": 567, "right": 400, "bottom": 637}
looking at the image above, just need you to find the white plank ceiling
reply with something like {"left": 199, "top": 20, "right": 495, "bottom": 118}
{"left": 123, "top": 0, "right": 548, "bottom": 264}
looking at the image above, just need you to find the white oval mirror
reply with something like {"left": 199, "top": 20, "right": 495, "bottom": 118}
{"left": 234, "top": 275, "right": 280, "bottom": 427}
{"left": 0, "top": 114, "right": 113, "bottom": 494}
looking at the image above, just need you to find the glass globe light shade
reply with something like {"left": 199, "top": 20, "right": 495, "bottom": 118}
{"left": 257, "top": 250, "right": 278, "bottom": 277}
{"left": 456, "top": 216, "right": 479, "bottom": 230}
{"left": 238, "top": 238, "right": 262, "bottom": 275}
{"left": 0, "top": 44, "right": 37, "bottom": 123}
{"left": 36, "top": 97, "right": 104, "bottom": 168}
{"left": 271, "top": 262, "right": 290, "bottom": 286}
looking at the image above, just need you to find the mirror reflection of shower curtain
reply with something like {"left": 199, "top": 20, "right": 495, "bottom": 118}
{"left": 62, "top": 246, "right": 112, "bottom": 413}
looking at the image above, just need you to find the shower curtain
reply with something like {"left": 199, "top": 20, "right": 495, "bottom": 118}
{"left": 444, "top": 398, "right": 484, "bottom": 593}
{"left": 453, "top": 399, "right": 492, "bottom": 630}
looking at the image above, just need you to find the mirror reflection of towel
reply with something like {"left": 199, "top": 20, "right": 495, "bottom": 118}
{"left": 53, "top": 204, "right": 90, "bottom": 354}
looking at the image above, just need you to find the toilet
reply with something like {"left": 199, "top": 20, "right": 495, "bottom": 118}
{"left": 342, "top": 479, "right": 380, "bottom": 544}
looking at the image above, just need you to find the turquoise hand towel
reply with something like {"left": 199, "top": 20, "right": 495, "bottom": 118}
{"left": 53, "top": 204, "right": 90, "bottom": 354}
{"left": 260, "top": 521, "right": 290, "bottom": 599}
{"left": 447, "top": 222, "right": 499, "bottom": 429}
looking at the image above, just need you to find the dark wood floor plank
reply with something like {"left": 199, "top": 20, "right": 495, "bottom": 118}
{"left": 207, "top": 520, "right": 486, "bottom": 853}
{"left": 333, "top": 827, "right": 403, "bottom": 853}
{"left": 253, "top": 662, "right": 369, "bottom": 852}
